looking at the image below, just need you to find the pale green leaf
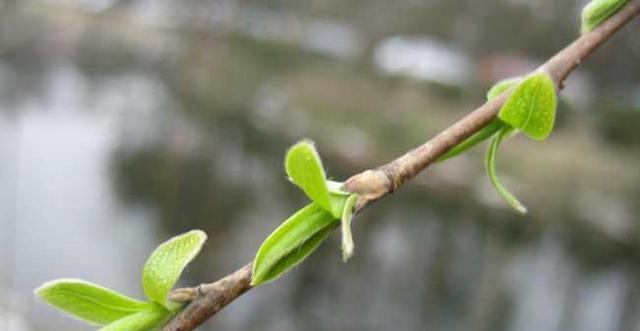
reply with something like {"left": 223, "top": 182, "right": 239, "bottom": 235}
{"left": 436, "top": 76, "right": 522, "bottom": 163}
{"left": 252, "top": 203, "right": 339, "bottom": 286}
{"left": 285, "top": 140, "right": 333, "bottom": 214}
{"left": 581, "top": 0, "right": 630, "bottom": 33}
{"left": 340, "top": 194, "right": 358, "bottom": 262}
{"left": 498, "top": 72, "right": 557, "bottom": 141}
{"left": 98, "top": 304, "right": 171, "bottom": 331}
{"left": 485, "top": 127, "right": 527, "bottom": 214}
{"left": 327, "top": 180, "right": 350, "bottom": 195}
{"left": 329, "top": 192, "right": 349, "bottom": 219}
{"left": 142, "top": 230, "right": 207, "bottom": 308}
{"left": 35, "top": 279, "right": 150, "bottom": 325}
{"left": 436, "top": 120, "right": 505, "bottom": 162}
{"left": 486, "top": 77, "right": 521, "bottom": 100}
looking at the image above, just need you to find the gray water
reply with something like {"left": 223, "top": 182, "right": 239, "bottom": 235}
{"left": 2, "top": 1, "right": 640, "bottom": 330}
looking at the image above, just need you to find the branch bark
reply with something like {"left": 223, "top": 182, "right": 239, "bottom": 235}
{"left": 163, "top": 3, "right": 640, "bottom": 330}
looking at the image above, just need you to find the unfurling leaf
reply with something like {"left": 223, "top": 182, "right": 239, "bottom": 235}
{"left": 436, "top": 77, "right": 520, "bottom": 163}
{"left": 486, "top": 77, "right": 522, "bottom": 100}
{"left": 252, "top": 203, "right": 339, "bottom": 286}
{"left": 98, "top": 304, "right": 170, "bottom": 331}
{"left": 498, "top": 72, "right": 557, "bottom": 141}
{"left": 285, "top": 140, "right": 334, "bottom": 214}
{"left": 340, "top": 194, "right": 358, "bottom": 262}
{"left": 142, "top": 230, "right": 207, "bottom": 308}
{"left": 437, "top": 120, "right": 505, "bottom": 162}
{"left": 485, "top": 127, "right": 527, "bottom": 214}
{"left": 35, "top": 279, "right": 150, "bottom": 325}
{"left": 581, "top": 0, "right": 630, "bottom": 33}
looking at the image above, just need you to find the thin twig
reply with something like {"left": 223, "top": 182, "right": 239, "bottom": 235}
{"left": 162, "top": 3, "right": 640, "bottom": 330}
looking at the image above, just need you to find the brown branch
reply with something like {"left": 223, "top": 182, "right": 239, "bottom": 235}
{"left": 163, "top": 3, "right": 640, "bottom": 330}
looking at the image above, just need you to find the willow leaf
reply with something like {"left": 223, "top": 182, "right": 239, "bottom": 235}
{"left": 485, "top": 127, "right": 527, "bottom": 214}
{"left": 35, "top": 279, "right": 151, "bottom": 325}
{"left": 498, "top": 72, "right": 557, "bottom": 141}
{"left": 285, "top": 140, "right": 334, "bottom": 215}
{"left": 581, "top": 0, "right": 630, "bottom": 33}
{"left": 252, "top": 203, "right": 338, "bottom": 286}
{"left": 437, "top": 76, "right": 524, "bottom": 163}
{"left": 97, "top": 304, "right": 171, "bottom": 331}
{"left": 486, "top": 77, "right": 522, "bottom": 100}
{"left": 142, "top": 230, "right": 207, "bottom": 308}
{"left": 340, "top": 194, "right": 358, "bottom": 262}
{"left": 437, "top": 120, "right": 505, "bottom": 162}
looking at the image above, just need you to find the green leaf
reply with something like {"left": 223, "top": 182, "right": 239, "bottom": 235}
{"left": 35, "top": 279, "right": 151, "bottom": 325}
{"left": 485, "top": 127, "right": 527, "bottom": 214}
{"left": 285, "top": 140, "right": 334, "bottom": 215}
{"left": 142, "top": 230, "right": 207, "bottom": 308}
{"left": 329, "top": 192, "right": 350, "bottom": 217}
{"left": 437, "top": 76, "right": 521, "bottom": 163}
{"left": 436, "top": 120, "right": 505, "bottom": 162}
{"left": 340, "top": 194, "right": 358, "bottom": 262}
{"left": 498, "top": 72, "right": 557, "bottom": 141}
{"left": 581, "top": 0, "right": 630, "bottom": 33}
{"left": 252, "top": 203, "right": 339, "bottom": 286}
{"left": 98, "top": 304, "right": 171, "bottom": 331}
{"left": 486, "top": 77, "right": 521, "bottom": 100}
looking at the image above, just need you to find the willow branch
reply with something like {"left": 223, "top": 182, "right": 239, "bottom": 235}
{"left": 163, "top": 3, "right": 640, "bottom": 330}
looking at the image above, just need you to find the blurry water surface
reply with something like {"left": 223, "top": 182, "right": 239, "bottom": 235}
{"left": 1, "top": 1, "right": 640, "bottom": 331}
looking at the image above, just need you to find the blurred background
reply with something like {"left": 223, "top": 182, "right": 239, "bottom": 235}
{"left": 1, "top": 0, "right": 640, "bottom": 330}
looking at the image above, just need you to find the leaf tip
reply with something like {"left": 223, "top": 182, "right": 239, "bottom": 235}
{"left": 341, "top": 242, "right": 354, "bottom": 263}
{"left": 512, "top": 201, "right": 528, "bottom": 215}
{"left": 34, "top": 279, "right": 60, "bottom": 300}
{"left": 34, "top": 278, "right": 83, "bottom": 300}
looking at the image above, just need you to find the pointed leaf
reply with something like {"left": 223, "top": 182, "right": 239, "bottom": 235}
{"left": 498, "top": 72, "right": 557, "bottom": 141}
{"left": 98, "top": 304, "right": 171, "bottom": 331}
{"left": 142, "top": 230, "right": 207, "bottom": 308}
{"left": 485, "top": 127, "right": 527, "bottom": 214}
{"left": 252, "top": 203, "right": 339, "bottom": 286}
{"left": 35, "top": 279, "right": 150, "bottom": 325}
{"left": 581, "top": 0, "right": 630, "bottom": 33}
{"left": 340, "top": 194, "right": 358, "bottom": 262}
{"left": 285, "top": 140, "right": 333, "bottom": 214}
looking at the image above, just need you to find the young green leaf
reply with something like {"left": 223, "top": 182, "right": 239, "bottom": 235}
{"left": 142, "top": 230, "right": 207, "bottom": 308}
{"left": 498, "top": 72, "right": 557, "bottom": 141}
{"left": 98, "top": 304, "right": 171, "bottom": 331}
{"left": 485, "top": 127, "right": 527, "bottom": 214}
{"left": 581, "top": 0, "right": 630, "bottom": 33}
{"left": 35, "top": 279, "right": 151, "bottom": 325}
{"left": 340, "top": 194, "right": 358, "bottom": 262}
{"left": 486, "top": 77, "right": 522, "bottom": 100}
{"left": 252, "top": 203, "right": 339, "bottom": 286}
{"left": 330, "top": 191, "right": 350, "bottom": 216}
{"left": 285, "top": 140, "right": 333, "bottom": 213}
{"left": 437, "top": 77, "right": 521, "bottom": 163}
{"left": 437, "top": 120, "right": 505, "bottom": 162}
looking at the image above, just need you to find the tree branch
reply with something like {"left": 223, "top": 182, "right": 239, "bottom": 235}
{"left": 163, "top": 2, "right": 640, "bottom": 330}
